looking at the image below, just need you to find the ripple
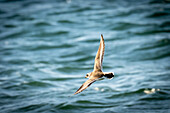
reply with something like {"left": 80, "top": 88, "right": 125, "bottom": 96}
{"left": 34, "top": 21, "right": 51, "bottom": 26}
{"left": 59, "top": 103, "right": 114, "bottom": 109}
{"left": 134, "top": 46, "right": 170, "bottom": 61}
{"left": 22, "top": 81, "right": 53, "bottom": 87}
{"left": 24, "top": 43, "right": 75, "bottom": 51}
{"left": 0, "top": 29, "right": 27, "bottom": 40}
{"left": 6, "top": 59, "right": 31, "bottom": 65}
{"left": 139, "top": 95, "right": 170, "bottom": 101}
{"left": 106, "top": 88, "right": 144, "bottom": 99}
{"left": 159, "top": 21, "right": 170, "bottom": 28}
{"left": 147, "top": 11, "right": 170, "bottom": 18}
{"left": 131, "top": 29, "right": 170, "bottom": 35}
{"left": 58, "top": 20, "right": 75, "bottom": 24}
{"left": 15, "top": 103, "right": 47, "bottom": 112}
{"left": 48, "top": 7, "right": 92, "bottom": 15}
{"left": 32, "top": 31, "right": 69, "bottom": 37}
{"left": 76, "top": 100, "right": 104, "bottom": 104}
{"left": 3, "top": 24, "right": 17, "bottom": 28}
{"left": 111, "top": 22, "right": 145, "bottom": 31}
{"left": 57, "top": 65, "right": 90, "bottom": 73}
{"left": 42, "top": 77, "right": 80, "bottom": 81}
{"left": 135, "top": 38, "right": 170, "bottom": 51}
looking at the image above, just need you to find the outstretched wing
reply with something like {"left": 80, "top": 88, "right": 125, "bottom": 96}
{"left": 94, "top": 34, "right": 105, "bottom": 71}
{"left": 74, "top": 79, "right": 96, "bottom": 95}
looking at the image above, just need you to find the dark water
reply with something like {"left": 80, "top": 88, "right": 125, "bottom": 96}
{"left": 0, "top": 0, "right": 170, "bottom": 112}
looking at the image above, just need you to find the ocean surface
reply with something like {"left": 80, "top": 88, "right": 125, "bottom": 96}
{"left": 0, "top": 0, "right": 170, "bottom": 113}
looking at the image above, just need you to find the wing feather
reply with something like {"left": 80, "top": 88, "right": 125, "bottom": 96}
{"left": 94, "top": 34, "right": 105, "bottom": 71}
{"left": 74, "top": 79, "right": 96, "bottom": 95}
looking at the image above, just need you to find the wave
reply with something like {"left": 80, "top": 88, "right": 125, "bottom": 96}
{"left": 24, "top": 43, "right": 75, "bottom": 51}
{"left": 0, "top": 0, "right": 170, "bottom": 113}
{"left": 32, "top": 30, "right": 69, "bottom": 37}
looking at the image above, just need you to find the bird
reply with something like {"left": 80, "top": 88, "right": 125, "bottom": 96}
{"left": 74, "top": 34, "right": 114, "bottom": 95}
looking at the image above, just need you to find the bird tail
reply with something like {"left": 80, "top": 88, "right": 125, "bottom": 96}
{"left": 103, "top": 72, "right": 114, "bottom": 79}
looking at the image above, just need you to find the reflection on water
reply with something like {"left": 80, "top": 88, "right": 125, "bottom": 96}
{"left": 0, "top": 0, "right": 170, "bottom": 113}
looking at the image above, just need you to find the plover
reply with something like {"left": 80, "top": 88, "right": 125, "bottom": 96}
{"left": 74, "top": 34, "right": 114, "bottom": 95}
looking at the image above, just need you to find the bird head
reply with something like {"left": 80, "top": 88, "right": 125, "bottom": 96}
{"left": 85, "top": 73, "right": 91, "bottom": 78}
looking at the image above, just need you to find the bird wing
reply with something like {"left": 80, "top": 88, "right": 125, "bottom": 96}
{"left": 94, "top": 34, "right": 105, "bottom": 71}
{"left": 74, "top": 79, "right": 96, "bottom": 95}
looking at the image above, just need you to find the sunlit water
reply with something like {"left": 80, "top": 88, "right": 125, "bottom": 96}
{"left": 0, "top": 0, "right": 170, "bottom": 113}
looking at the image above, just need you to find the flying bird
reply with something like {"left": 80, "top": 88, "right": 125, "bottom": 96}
{"left": 74, "top": 34, "right": 114, "bottom": 95}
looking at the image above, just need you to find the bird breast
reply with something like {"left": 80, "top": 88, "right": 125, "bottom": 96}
{"left": 91, "top": 72, "right": 103, "bottom": 78}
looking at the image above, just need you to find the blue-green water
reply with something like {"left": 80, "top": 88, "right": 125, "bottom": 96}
{"left": 0, "top": 0, "right": 170, "bottom": 113}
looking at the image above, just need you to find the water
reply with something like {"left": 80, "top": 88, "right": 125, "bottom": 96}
{"left": 0, "top": 0, "right": 170, "bottom": 112}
